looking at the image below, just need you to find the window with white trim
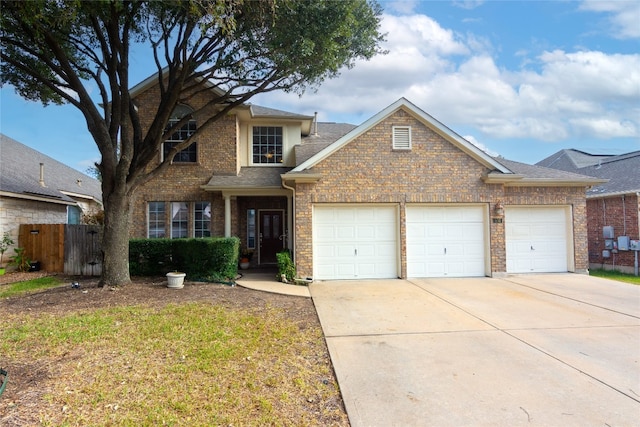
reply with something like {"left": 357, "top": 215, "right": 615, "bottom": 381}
{"left": 148, "top": 201, "right": 214, "bottom": 238}
{"left": 194, "top": 202, "right": 211, "bottom": 237}
{"left": 164, "top": 105, "right": 197, "bottom": 163}
{"left": 148, "top": 202, "right": 166, "bottom": 238}
{"left": 171, "top": 202, "right": 189, "bottom": 238}
{"left": 252, "top": 126, "right": 283, "bottom": 164}
{"left": 393, "top": 126, "right": 411, "bottom": 150}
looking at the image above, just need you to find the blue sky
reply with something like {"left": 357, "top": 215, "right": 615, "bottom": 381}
{"left": 1, "top": 0, "right": 638, "bottom": 173}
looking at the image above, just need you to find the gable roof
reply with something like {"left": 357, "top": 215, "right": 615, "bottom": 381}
{"left": 536, "top": 149, "right": 639, "bottom": 197}
{"left": 129, "top": 69, "right": 316, "bottom": 131}
{"left": 290, "top": 98, "right": 512, "bottom": 174}
{"left": 284, "top": 98, "right": 604, "bottom": 187}
{"left": 0, "top": 134, "right": 102, "bottom": 205}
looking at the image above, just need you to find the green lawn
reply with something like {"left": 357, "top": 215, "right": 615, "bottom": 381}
{"left": 0, "top": 286, "right": 346, "bottom": 425}
{"left": 590, "top": 268, "right": 640, "bottom": 285}
{"left": 0, "top": 276, "right": 63, "bottom": 298}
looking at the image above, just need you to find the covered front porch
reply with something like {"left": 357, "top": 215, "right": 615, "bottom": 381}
{"left": 202, "top": 167, "right": 294, "bottom": 268}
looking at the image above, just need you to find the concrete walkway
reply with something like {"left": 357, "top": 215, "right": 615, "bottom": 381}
{"left": 235, "top": 269, "right": 311, "bottom": 297}
{"left": 310, "top": 274, "right": 640, "bottom": 426}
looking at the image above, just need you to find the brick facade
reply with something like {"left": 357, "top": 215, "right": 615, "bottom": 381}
{"left": 131, "top": 84, "right": 592, "bottom": 279}
{"left": 292, "top": 109, "right": 589, "bottom": 279}
{"left": 130, "top": 82, "right": 239, "bottom": 238}
{"left": 586, "top": 194, "right": 640, "bottom": 273}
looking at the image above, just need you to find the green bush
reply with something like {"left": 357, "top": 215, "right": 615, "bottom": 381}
{"left": 129, "top": 237, "right": 239, "bottom": 282}
{"left": 276, "top": 250, "right": 296, "bottom": 282}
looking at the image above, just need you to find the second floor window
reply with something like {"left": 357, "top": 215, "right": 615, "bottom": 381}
{"left": 164, "top": 105, "right": 197, "bottom": 163}
{"left": 253, "top": 126, "right": 283, "bottom": 164}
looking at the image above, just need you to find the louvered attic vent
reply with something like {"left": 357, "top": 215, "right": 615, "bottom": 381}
{"left": 393, "top": 126, "right": 411, "bottom": 150}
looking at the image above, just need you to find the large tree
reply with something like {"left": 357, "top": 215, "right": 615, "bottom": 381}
{"left": 0, "top": 0, "right": 385, "bottom": 286}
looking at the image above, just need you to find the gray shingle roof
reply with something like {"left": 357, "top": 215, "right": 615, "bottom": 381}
{"left": 495, "top": 157, "right": 604, "bottom": 182}
{"left": 249, "top": 105, "right": 313, "bottom": 120}
{"left": 537, "top": 149, "right": 614, "bottom": 169}
{"left": 536, "top": 149, "right": 640, "bottom": 196}
{"left": 204, "top": 167, "right": 292, "bottom": 188}
{"left": 296, "top": 123, "right": 357, "bottom": 165}
{"left": 0, "top": 134, "right": 102, "bottom": 204}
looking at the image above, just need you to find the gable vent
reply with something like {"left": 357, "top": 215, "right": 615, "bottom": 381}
{"left": 393, "top": 126, "right": 411, "bottom": 150}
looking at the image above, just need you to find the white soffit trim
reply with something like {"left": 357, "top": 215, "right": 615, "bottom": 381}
{"left": 292, "top": 97, "right": 512, "bottom": 174}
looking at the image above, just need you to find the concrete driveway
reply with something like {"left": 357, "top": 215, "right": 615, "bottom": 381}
{"left": 310, "top": 274, "right": 640, "bottom": 426}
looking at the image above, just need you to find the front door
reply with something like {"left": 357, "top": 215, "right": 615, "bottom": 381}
{"left": 260, "top": 210, "right": 284, "bottom": 264}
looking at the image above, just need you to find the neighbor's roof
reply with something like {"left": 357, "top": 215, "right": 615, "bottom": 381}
{"left": 0, "top": 134, "right": 102, "bottom": 205}
{"left": 487, "top": 158, "right": 607, "bottom": 187}
{"left": 537, "top": 149, "right": 639, "bottom": 197}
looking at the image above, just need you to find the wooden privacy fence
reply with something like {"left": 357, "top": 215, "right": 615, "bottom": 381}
{"left": 19, "top": 224, "right": 103, "bottom": 276}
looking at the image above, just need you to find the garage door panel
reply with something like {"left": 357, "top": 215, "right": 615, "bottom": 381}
{"left": 427, "top": 224, "right": 445, "bottom": 238}
{"left": 314, "top": 206, "right": 398, "bottom": 280}
{"left": 316, "top": 225, "right": 337, "bottom": 240}
{"left": 406, "top": 206, "right": 486, "bottom": 278}
{"left": 335, "top": 226, "right": 355, "bottom": 240}
{"left": 356, "top": 225, "right": 376, "bottom": 240}
{"left": 506, "top": 207, "right": 569, "bottom": 273}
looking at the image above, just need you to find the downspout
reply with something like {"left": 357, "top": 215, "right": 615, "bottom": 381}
{"left": 622, "top": 195, "right": 626, "bottom": 236}
{"left": 281, "top": 179, "right": 296, "bottom": 262}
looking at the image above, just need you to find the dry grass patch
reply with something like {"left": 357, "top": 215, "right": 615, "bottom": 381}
{"left": 1, "top": 302, "right": 347, "bottom": 426}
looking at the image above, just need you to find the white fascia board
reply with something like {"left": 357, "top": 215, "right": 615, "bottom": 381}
{"left": 0, "top": 191, "right": 76, "bottom": 206}
{"left": 292, "top": 97, "right": 512, "bottom": 174}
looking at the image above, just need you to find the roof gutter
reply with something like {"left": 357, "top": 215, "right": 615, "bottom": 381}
{"left": 586, "top": 189, "right": 640, "bottom": 199}
{"left": 0, "top": 191, "right": 77, "bottom": 206}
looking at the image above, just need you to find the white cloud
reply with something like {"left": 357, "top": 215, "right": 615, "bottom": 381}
{"left": 579, "top": 0, "right": 640, "bottom": 39}
{"left": 463, "top": 135, "right": 499, "bottom": 156}
{"left": 255, "top": 10, "right": 640, "bottom": 146}
{"left": 385, "top": 0, "right": 420, "bottom": 15}
{"left": 452, "top": 0, "right": 485, "bottom": 10}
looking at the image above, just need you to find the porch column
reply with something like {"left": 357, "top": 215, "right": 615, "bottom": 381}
{"left": 224, "top": 194, "right": 231, "bottom": 237}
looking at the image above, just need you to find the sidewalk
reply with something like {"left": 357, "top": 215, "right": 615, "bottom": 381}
{"left": 235, "top": 268, "right": 311, "bottom": 298}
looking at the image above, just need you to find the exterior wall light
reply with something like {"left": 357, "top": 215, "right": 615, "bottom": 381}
{"left": 493, "top": 201, "right": 504, "bottom": 217}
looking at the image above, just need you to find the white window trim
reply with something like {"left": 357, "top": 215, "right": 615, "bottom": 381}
{"left": 393, "top": 126, "right": 412, "bottom": 150}
{"left": 250, "top": 125, "right": 285, "bottom": 166}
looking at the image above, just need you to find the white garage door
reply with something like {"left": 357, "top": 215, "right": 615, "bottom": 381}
{"left": 406, "top": 206, "right": 487, "bottom": 277}
{"left": 506, "top": 207, "right": 570, "bottom": 273}
{"left": 314, "top": 205, "right": 398, "bottom": 280}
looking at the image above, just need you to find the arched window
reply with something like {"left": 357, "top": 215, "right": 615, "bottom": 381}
{"left": 163, "top": 105, "right": 197, "bottom": 163}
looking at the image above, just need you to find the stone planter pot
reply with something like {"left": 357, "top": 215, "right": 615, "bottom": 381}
{"left": 166, "top": 272, "right": 186, "bottom": 289}
{"left": 239, "top": 261, "right": 250, "bottom": 270}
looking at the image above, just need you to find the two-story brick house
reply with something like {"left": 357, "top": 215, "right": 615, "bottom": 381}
{"left": 129, "top": 74, "right": 604, "bottom": 280}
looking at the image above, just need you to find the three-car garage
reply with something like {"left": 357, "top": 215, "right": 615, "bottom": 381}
{"left": 312, "top": 204, "right": 573, "bottom": 280}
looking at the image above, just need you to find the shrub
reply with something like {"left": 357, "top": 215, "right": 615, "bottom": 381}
{"left": 276, "top": 250, "right": 296, "bottom": 283}
{"left": 129, "top": 237, "right": 239, "bottom": 282}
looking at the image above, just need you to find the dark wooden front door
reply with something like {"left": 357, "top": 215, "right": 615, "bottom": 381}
{"left": 260, "top": 210, "right": 284, "bottom": 264}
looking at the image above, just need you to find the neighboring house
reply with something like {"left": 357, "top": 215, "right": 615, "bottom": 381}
{"left": 0, "top": 134, "right": 103, "bottom": 257}
{"left": 130, "top": 73, "right": 605, "bottom": 280}
{"left": 537, "top": 150, "right": 640, "bottom": 274}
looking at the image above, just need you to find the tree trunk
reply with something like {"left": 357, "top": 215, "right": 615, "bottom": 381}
{"left": 99, "top": 188, "right": 132, "bottom": 287}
